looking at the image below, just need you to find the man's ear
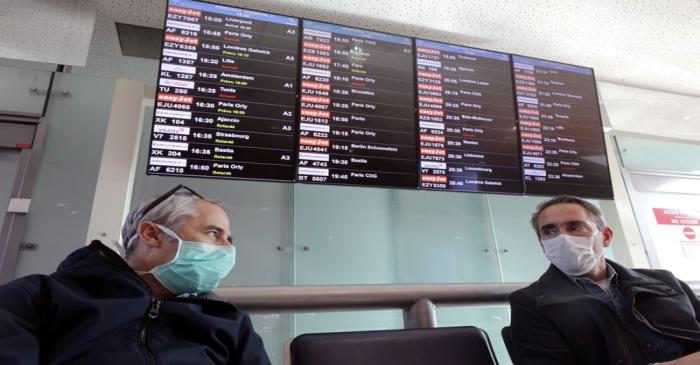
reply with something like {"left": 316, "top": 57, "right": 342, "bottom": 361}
{"left": 138, "top": 222, "right": 163, "bottom": 248}
{"left": 602, "top": 226, "right": 613, "bottom": 247}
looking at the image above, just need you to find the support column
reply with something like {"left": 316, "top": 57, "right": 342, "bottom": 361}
{"left": 403, "top": 298, "right": 437, "bottom": 329}
{"left": 86, "top": 79, "right": 147, "bottom": 253}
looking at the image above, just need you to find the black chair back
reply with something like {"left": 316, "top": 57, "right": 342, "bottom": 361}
{"left": 290, "top": 326, "right": 498, "bottom": 365}
{"left": 501, "top": 326, "right": 516, "bottom": 362}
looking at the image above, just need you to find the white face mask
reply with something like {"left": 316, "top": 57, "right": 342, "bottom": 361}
{"left": 541, "top": 231, "right": 604, "bottom": 276}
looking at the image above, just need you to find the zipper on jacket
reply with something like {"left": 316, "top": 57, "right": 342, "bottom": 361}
{"left": 95, "top": 244, "right": 168, "bottom": 364}
{"left": 139, "top": 299, "right": 161, "bottom": 365}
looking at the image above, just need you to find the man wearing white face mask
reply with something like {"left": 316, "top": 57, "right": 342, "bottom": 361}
{"left": 508, "top": 195, "right": 700, "bottom": 365}
{"left": 0, "top": 185, "right": 271, "bottom": 364}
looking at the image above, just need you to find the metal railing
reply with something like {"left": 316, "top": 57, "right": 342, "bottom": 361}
{"left": 216, "top": 281, "right": 700, "bottom": 329}
{"left": 216, "top": 283, "right": 529, "bottom": 329}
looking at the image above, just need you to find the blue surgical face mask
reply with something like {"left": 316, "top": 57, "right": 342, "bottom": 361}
{"left": 146, "top": 224, "right": 236, "bottom": 294}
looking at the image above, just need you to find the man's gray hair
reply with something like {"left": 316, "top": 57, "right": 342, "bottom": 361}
{"left": 530, "top": 195, "right": 606, "bottom": 238}
{"left": 121, "top": 191, "right": 223, "bottom": 257}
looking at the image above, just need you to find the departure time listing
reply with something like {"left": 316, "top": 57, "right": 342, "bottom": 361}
{"left": 415, "top": 39, "right": 521, "bottom": 194}
{"left": 296, "top": 20, "right": 417, "bottom": 188}
{"left": 513, "top": 55, "right": 613, "bottom": 199}
{"left": 147, "top": 0, "right": 299, "bottom": 181}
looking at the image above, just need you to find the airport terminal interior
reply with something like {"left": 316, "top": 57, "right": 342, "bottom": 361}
{"left": 1, "top": 0, "right": 699, "bottom": 364}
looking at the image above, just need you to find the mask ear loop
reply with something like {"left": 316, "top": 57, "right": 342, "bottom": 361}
{"left": 153, "top": 224, "right": 183, "bottom": 265}
{"left": 589, "top": 229, "right": 607, "bottom": 265}
{"left": 122, "top": 235, "right": 138, "bottom": 257}
{"left": 136, "top": 225, "right": 182, "bottom": 272}
{"left": 136, "top": 224, "right": 185, "bottom": 294}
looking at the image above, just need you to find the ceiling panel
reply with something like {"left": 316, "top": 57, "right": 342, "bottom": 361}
{"left": 599, "top": 81, "right": 700, "bottom": 141}
{"left": 83, "top": 0, "right": 700, "bottom": 96}
{"left": 0, "top": 0, "right": 96, "bottom": 66}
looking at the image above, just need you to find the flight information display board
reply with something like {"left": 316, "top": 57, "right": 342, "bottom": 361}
{"left": 512, "top": 55, "right": 613, "bottom": 199}
{"left": 296, "top": 20, "right": 417, "bottom": 188}
{"left": 145, "top": 0, "right": 613, "bottom": 199}
{"left": 147, "top": 0, "right": 299, "bottom": 181}
{"left": 415, "top": 39, "right": 521, "bottom": 193}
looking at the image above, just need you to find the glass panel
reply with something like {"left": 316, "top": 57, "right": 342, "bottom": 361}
{"left": 392, "top": 190, "right": 501, "bottom": 283}
{"left": 15, "top": 73, "right": 116, "bottom": 278}
{"left": 0, "top": 148, "right": 21, "bottom": 231}
{"left": 488, "top": 195, "right": 551, "bottom": 283}
{"left": 597, "top": 199, "right": 633, "bottom": 265}
{"left": 295, "top": 310, "right": 404, "bottom": 334}
{"left": 616, "top": 136, "right": 700, "bottom": 174}
{"left": 251, "top": 313, "right": 293, "bottom": 365}
{"left": 294, "top": 184, "right": 400, "bottom": 285}
{"left": 0, "top": 65, "right": 52, "bottom": 115}
{"left": 293, "top": 185, "right": 502, "bottom": 285}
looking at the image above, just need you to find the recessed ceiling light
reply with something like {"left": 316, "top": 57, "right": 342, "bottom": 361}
{"left": 683, "top": 116, "right": 692, "bottom": 120}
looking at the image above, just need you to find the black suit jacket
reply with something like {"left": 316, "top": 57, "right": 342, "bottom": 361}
{"left": 509, "top": 260, "right": 700, "bottom": 365}
{"left": 0, "top": 241, "right": 271, "bottom": 365}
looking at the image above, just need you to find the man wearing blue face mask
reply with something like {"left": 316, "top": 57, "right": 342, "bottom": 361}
{"left": 508, "top": 195, "right": 700, "bottom": 365}
{"left": 0, "top": 185, "right": 271, "bottom": 365}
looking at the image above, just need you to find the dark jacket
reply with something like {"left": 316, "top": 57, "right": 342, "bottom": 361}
{"left": 509, "top": 260, "right": 700, "bottom": 365}
{"left": 0, "top": 241, "right": 271, "bottom": 365}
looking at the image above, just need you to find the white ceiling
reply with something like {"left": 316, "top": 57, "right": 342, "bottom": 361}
{"left": 0, "top": 0, "right": 96, "bottom": 66}
{"left": 85, "top": 0, "right": 700, "bottom": 95}
{"left": 599, "top": 81, "right": 700, "bottom": 142}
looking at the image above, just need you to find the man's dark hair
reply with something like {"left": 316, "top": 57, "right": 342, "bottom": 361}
{"left": 530, "top": 195, "right": 605, "bottom": 238}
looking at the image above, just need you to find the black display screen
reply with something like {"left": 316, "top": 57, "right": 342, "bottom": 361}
{"left": 295, "top": 20, "right": 417, "bottom": 188}
{"left": 147, "top": 0, "right": 299, "bottom": 181}
{"left": 512, "top": 55, "right": 613, "bottom": 199}
{"left": 145, "top": 0, "right": 613, "bottom": 199}
{"left": 415, "top": 39, "right": 521, "bottom": 193}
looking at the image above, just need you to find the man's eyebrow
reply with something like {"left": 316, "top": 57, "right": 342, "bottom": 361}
{"left": 540, "top": 220, "right": 591, "bottom": 231}
{"left": 539, "top": 223, "right": 556, "bottom": 232}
